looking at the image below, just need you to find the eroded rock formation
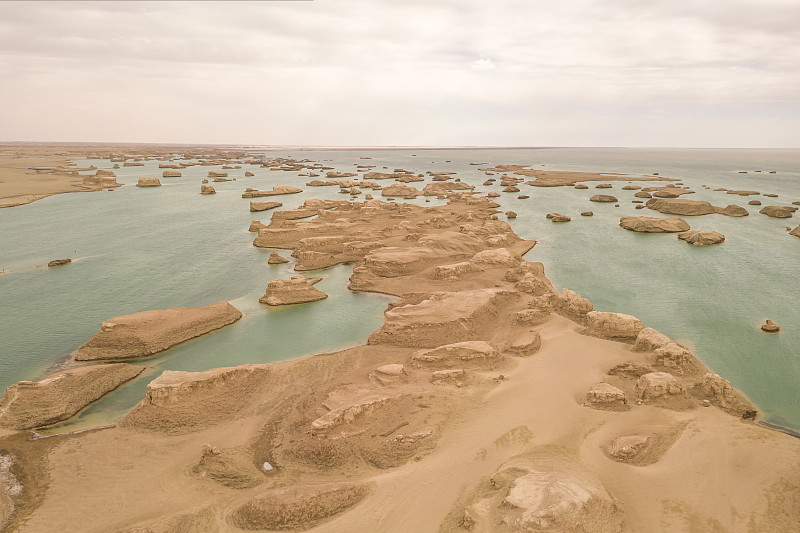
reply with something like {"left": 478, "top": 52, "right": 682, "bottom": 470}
{"left": 75, "top": 302, "right": 242, "bottom": 361}
{"left": 0, "top": 364, "right": 143, "bottom": 429}
{"left": 259, "top": 276, "right": 328, "bottom": 306}
{"left": 619, "top": 216, "right": 689, "bottom": 233}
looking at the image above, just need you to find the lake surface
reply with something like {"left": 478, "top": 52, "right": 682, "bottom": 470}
{"left": 1, "top": 148, "right": 798, "bottom": 432}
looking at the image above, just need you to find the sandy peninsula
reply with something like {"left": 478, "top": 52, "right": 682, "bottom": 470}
{"left": 0, "top": 145, "right": 799, "bottom": 533}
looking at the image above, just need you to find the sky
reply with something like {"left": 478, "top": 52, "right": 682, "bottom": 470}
{"left": 1, "top": 0, "right": 799, "bottom": 148}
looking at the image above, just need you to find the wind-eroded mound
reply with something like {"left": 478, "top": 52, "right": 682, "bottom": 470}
{"left": 190, "top": 444, "right": 264, "bottom": 489}
{"left": 455, "top": 451, "right": 627, "bottom": 532}
{"left": 368, "top": 288, "right": 519, "bottom": 348}
{"left": 0, "top": 364, "right": 143, "bottom": 429}
{"left": 120, "top": 364, "right": 271, "bottom": 433}
{"left": 75, "top": 302, "right": 242, "bottom": 361}
{"left": 677, "top": 230, "right": 725, "bottom": 245}
{"left": 229, "top": 483, "right": 371, "bottom": 531}
{"left": 759, "top": 205, "right": 796, "bottom": 218}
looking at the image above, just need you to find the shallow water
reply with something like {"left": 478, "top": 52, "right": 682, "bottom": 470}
{"left": 1, "top": 148, "right": 798, "bottom": 432}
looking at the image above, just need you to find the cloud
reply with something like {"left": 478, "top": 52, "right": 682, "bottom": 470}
{"left": 0, "top": 0, "right": 797, "bottom": 147}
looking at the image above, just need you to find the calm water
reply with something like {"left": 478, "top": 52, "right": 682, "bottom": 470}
{"left": 0, "top": 148, "right": 798, "bottom": 432}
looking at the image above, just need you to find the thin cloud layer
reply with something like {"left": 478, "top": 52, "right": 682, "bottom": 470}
{"left": 0, "top": 0, "right": 797, "bottom": 147}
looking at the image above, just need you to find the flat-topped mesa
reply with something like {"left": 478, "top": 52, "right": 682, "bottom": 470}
{"left": 619, "top": 216, "right": 690, "bottom": 233}
{"left": 0, "top": 364, "right": 144, "bottom": 429}
{"left": 259, "top": 275, "right": 328, "bottom": 306}
{"left": 242, "top": 185, "right": 302, "bottom": 198}
{"left": 136, "top": 177, "right": 161, "bottom": 187}
{"left": 162, "top": 170, "right": 181, "bottom": 177}
{"left": 200, "top": 185, "right": 216, "bottom": 195}
{"left": 636, "top": 372, "right": 686, "bottom": 402}
{"left": 120, "top": 364, "right": 272, "bottom": 433}
{"left": 82, "top": 169, "right": 121, "bottom": 189}
{"left": 646, "top": 198, "right": 748, "bottom": 217}
{"left": 75, "top": 302, "right": 242, "bottom": 361}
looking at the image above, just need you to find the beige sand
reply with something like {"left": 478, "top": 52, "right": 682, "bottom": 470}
{"left": 0, "top": 146, "right": 798, "bottom": 533}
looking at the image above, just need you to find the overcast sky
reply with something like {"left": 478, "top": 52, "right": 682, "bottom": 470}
{"left": 1, "top": 0, "right": 798, "bottom": 147}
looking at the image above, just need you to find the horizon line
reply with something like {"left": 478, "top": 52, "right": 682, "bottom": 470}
{"left": 1, "top": 141, "right": 799, "bottom": 151}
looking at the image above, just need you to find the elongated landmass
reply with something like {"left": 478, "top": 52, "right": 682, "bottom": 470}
{"left": 646, "top": 198, "right": 748, "bottom": 217}
{"left": 619, "top": 216, "right": 690, "bottom": 233}
{"left": 0, "top": 364, "right": 143, "bottom": 429}
{"left": 1, "top": 194, "right": 797, "bottom": 533}
{"left": 74, "top": 302, "right": 242, "bottom": 361}
{"left": 479, "top": 166, "right": 672, "bottom": 187}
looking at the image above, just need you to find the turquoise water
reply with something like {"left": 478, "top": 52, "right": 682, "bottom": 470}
{"left": 0, "top": 148, "right": 798, "bottom": 432}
